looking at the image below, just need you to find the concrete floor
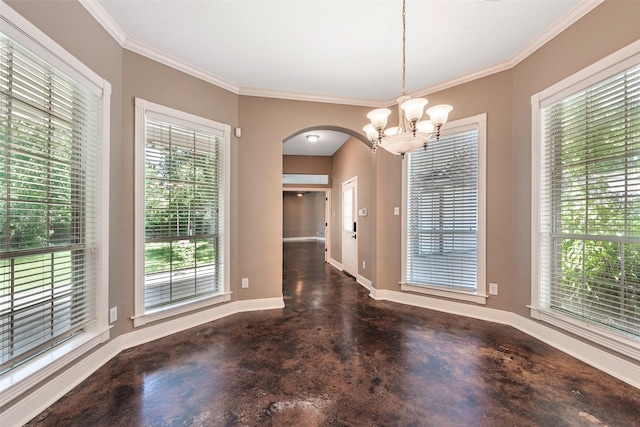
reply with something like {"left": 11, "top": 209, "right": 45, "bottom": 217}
{"left": 26, "top": 241, "right": 640, "bottom": 426}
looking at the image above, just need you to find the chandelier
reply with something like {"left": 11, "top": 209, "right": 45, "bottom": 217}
{"left": 363, "top": 0, "right": 453, "bottom": 157}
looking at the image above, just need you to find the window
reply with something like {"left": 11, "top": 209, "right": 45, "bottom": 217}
{"left": 532, "top": 42, "right": 640, "bottom": 359}
{"left": 0, "top": 7, "right": 110, "bottom": 401}
{"left": 134, "top": 99, "right": 230, "bottom": 327}
{"left": 402, "top": 114, "right": 486, "bottom": 304}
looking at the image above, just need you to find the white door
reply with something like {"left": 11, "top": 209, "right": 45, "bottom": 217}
{"left": 342, "top": 177, "right": 357, "bottom": 277}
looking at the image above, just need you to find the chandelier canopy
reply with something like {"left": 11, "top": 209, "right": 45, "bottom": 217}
{"left": 363, "top": 0, "right": 453, "bottom": 157}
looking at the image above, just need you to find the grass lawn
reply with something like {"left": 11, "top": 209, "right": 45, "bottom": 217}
{"left": 145, "top": 239, "right": 215, "bottom": 274}
{"left": 2, "top": 239, "right": 217, "bottom": 294}
{"left": 1, "top": 251, "right": 73, "bottom": 294}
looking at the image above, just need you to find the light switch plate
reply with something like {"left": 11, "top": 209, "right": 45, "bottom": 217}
{"left": 489, "top": 283, "right": 498, "bottom": 295}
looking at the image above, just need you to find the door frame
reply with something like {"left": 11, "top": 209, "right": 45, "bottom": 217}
{"left": 282, "top": 187, "right": 331, "bottom": 263}
{"left": 341, "top": 176, "right": 358, "bottom": 277}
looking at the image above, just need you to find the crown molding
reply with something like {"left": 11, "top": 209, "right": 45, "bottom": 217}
{"left": 508, "top": 0, "right": 604, "bottom": 67}
{"left": 79, "top": 0, "right": 127, "bottom": 46}
{"left": 124, "top": 38, "right": 240, "bottom": 95}
{"left": 79, "top": 0, "right": 240, "bottom": 94}
{"left": 404, "top": 58, "right": 514, "bottom": 105}
{"left": 239, "top": 86, "right": 383, "bottom": 108}
{"left": 79, "top": 0, "right": 604, "bottom": 107}
{"left": 406, "top": 0, "right": 605, "bottom": 102}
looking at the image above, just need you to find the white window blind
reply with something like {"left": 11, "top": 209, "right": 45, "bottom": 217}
{"left": 0, "top": 34, "right": 102, "bottom": 371}
{"left": 538, "top": 62, "right": 640, "bottom": 341}
{"left": 142, "top": 112, "right": 226, "bottom": 313}
{"left": 406, "top": 128, "right": 479, "bottom": 291}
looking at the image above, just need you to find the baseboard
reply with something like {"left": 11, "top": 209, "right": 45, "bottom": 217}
{"left": 511, "top": 315, "right": 640, "bottom": 390}
{"left": 329, "top": 258, "right": 343, "bottom": 270}
{"left": 371, "top": 288, "right": 512, "bottom": 324}
{"left": 122, "top": 299, "right": 239, "bottom": 349}
{"left": 1, "top": 335, "right": 122, "bottom": 427}
{"left": 6, "top": 287, "right": 637, "bottom": 427}
{"left": 356, "top": 274, "right": 373, "bottom": 292}
{"left": 328, "top": 259, "right": 368, "bottom": 289}
{"left": 370, "top": 288, "right": 639, "bottom": 389}
{"left": 237, "top": 297, "right": 285, "bottom": 312}
{"left": 327, "top": 261, "right": 368, "bottom": 288}
{"left": 2, "top": 297, "right": 285, "bottom": 427}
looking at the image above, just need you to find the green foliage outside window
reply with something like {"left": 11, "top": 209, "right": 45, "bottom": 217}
{"left": 550, "top": 73, "right": 640, "bottom": 337}
{"left": 0, "top": 119, "right": 74, "bottom": 252}
{"left": 144, "top": 140, "right": 219, "bottom": 277}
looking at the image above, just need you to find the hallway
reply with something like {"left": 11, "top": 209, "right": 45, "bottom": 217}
{"left": 26, "top": 241, "right": 639, "bottom": 426}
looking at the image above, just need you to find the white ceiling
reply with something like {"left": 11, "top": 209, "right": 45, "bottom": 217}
{"left": 86, "top": 0, "right": 592, "bottom": 155}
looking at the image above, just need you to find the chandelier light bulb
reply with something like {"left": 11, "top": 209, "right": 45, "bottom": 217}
{"left": 426, "top": 104, "right": 453, "bottom": 126}
{"left": 362, "top": 124, "right": 378, "bottom": 141}
{"left": 416, "top": 120, "right": 435, "bottom": 134}
{"left": 400, "top": 98, "right": 428, "bottom": 121}
{"left": 367, "top": 108, "right": 392, "bottom": 129}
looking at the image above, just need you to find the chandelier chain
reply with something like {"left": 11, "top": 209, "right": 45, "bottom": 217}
{"left": 401, "top": 0, "right": 407, "bottom": 96}
{"left": 363, "top": 0, "right": 453, "bottom": 156}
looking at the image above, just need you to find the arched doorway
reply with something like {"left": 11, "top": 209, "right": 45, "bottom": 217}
{"left": 281, "top": 126, "right": 372, "bottom": 289}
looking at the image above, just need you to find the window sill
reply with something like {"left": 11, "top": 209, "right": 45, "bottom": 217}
{"left": 132, "top": 292, "right": 232, "bottom": 328}
{"left": 0, "top": 322, "right": 110, "bottom": 405}
{"left": 401, "top": 283, "right": 487, "bottom": 305}
{"left": 529, "top": 306, "right": 640, "bottom": 361}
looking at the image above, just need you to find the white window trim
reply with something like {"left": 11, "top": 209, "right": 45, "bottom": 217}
{"left": 0, "top": 2, "right": 111, "bottom": 404}
{"left": 530, "top": 39, "right": 640, "bottom": 361}
{"left": 401, "top": 114, "right": 487, "bottom": 304}
{"left": 133, "top": 98, "right": 231, "bottom": 328}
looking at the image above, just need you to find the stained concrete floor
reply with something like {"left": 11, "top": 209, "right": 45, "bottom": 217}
{"left": 26, "top": 241, "right": 640, "bottom": 426}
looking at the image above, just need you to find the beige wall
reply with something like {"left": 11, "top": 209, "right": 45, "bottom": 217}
{"left": 238, "top": 96, "right": 371, "bottom": 300}
{"left": 331, "top": 137, "right": 374, "bottom": 280}
{"left": 283, "top": 192, "right": 326, "bottom": 239}
{"left": 372, "top": 150, "right": 402, "bottom": 289}
{"left": 4, "top": 0, "right": 640, "bottom": 413}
